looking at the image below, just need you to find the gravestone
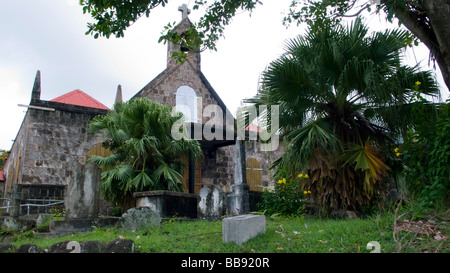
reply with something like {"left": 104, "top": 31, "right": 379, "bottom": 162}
{"left": 226, "top": 140, "right": 250, "bottom": 215}
{"left": 120, "top": 207, "right": 161, "bottom": 231}
{"left": 222, "top": 214, "right": 266, "bottom": 246}
{"left": 50, "top": 162, "right": 103, "bottom": 233}
{"left": 65, "top": 162, "right": 100, "bottom": 220}
{"left": 198, "top": 186, "right": 225, "bottom": 219}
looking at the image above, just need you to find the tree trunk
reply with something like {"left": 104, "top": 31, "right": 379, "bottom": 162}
{"left": 423, "top": 0, "right": 450, "bottom": 92}
{"left": 385, "top": 0, "right": 450, "bottom": 92}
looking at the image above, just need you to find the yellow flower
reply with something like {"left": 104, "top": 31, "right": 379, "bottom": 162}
{"left": 415, "top": 81, "right": 421, "bottom": 86}
{"left": 304, "top": 190, "right": 311, "bottom": 195}
{"left": 413, "top": 137, "right": 418, "bottom": 142}
{"left": 278, "top": 180, "right": 283, "bottom": 184}
{"left": 304, "top": 174, "right": 309, "bottom": 179}
{"left": 298, "top": 173, "right": 303, "bottom": 178}
{"left": 282, "top": 178, "right": 286, "bottom": 184}
{"left": 394, "top": 147, "right": 399, "bottom": 153}
{"left": 396, "top": 152, "right": 401, "bottom": 157}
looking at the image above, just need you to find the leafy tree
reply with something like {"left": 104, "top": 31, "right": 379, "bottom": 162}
{"left": 400, "top": 87, "right": 449, "bottom": 211}
{"left": 285, "top": 0, "right": 450, "bottom": 91}
{"left": 0, "top": 150, "right": 8, "bottom": 170}
{"left": 88, "top": 98, "right": 202, "bottom": 210}
{"left": 80, "top": 0, "right": 450, "bottom": 91}
{"left": 80, "top": 0, "right": 262, "bottom": 53}
{"left": 245, "top": 18, "right": 440, "bottom": 212}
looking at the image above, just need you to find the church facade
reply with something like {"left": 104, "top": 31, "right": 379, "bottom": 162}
{"left": 1, "top": 7, "right": 282, "bottom": 214}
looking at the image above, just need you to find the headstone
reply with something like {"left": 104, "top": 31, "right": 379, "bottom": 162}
{"left": 198, "top": 186, "right": 225, "bottom": 219}
{"left": 222, "top": 214, "right": 266, "bottom": 246}
{"left": 120, "top": 207, "right": 161, "bottom": 231}
{"left": 65, "top": 162, "right": 101, "bottom": 220}
{"left": 226, "top": 140, "right": 249, "bottom": 215}
{"left": 198, "top": 187, "right": 211, "bottom": 218}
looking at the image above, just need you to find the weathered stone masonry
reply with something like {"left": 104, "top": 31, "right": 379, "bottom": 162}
{"left": 2, "top": 71, "right": 107, "bottom": 198}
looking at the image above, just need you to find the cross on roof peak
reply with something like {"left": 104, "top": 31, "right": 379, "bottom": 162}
{"left": 178, "top": 3, "right": 191, "bottom": 20}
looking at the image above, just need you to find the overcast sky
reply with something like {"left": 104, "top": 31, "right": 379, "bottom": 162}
{"left": 0, "top": 0, "right": 446, "bottom": 151}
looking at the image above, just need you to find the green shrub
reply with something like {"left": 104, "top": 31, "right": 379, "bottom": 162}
{"left": 258, "top": 175, "right": 308, "bottom": 216}
{"left": 400, "top": 90, "right": 449, "bottom": 211}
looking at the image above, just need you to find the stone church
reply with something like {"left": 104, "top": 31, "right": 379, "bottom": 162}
{"left": 1, "top": 6, "right": 282, "bottom": 216}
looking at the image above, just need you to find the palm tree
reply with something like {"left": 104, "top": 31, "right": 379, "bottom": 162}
{"left": 88, "top": 98, "right": 202, "bottom": 210}
{"left": 246, "top": 18, "right": 440, "bottom": 212}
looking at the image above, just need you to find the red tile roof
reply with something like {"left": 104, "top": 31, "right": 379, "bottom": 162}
{"left": 245, "top": 123, "right": 262, "bottom": 132}
{"left": 51, "top": 89, "right": 109, "bottom": 110}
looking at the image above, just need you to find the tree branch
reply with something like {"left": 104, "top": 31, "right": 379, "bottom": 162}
{"left": 381, "top": 0, "right": 438, "bottom": 53}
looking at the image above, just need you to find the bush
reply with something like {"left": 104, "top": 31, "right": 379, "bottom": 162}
{"left": 258, "top": 175, "right": 309, "bottom": 216}
{"left": 400, "top": 94, "right": 450, "bottom": 211}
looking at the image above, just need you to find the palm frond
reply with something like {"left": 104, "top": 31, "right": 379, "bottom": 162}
{"left": 88, "top": 153, "right": 121, "bottom": 169}
{"left": 131, "top": 170, "right": 155, "bottom": 192}
{"left": 153, "top": 163, "right": 183, "bottom": 192}
{"left": 286, "top": 118, "right": 342, "bottom": 167}
{"left": 341, "top": 142, "right": 390, "bottom": 193}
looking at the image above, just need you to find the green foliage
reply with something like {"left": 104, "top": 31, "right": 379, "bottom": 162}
{"left": 246, "top": 18, "right": 439, "bottom": 212}
{"left": 400, "top": 85, "right": 450, "bottom": 211}
{"left": 79, "top": 0, "right": 449, "bottom": 91}
{"left": 51, "top": 207, "right": 66, "bottom": 218}
{"left": 81, "top": 0, "right": 262, "bottom": 53}
{"left": 259, "top": 173, "right": 308, "bottom": 217}
{"left": 9, "top": 212, "right": 447, "bottom": 253}
{"left": 284, "top": 0, "right": 421, "bottom": 48}
{"left": 0, "top": 149, "right": 7, "bottom": 169}
{"left": 88, "top": 98, "right": 202, "bottom": 209}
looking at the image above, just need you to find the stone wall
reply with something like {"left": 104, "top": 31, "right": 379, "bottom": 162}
{"left": 134, "top": 62, "right": 228, "bottom": 125}
{"left": 245, "top": 140, "right": 285, "bottom": 190}
{"left": 2, "top": 97, "right": 107, "bottom": 197}
{"left": 2, "top": 109, "right": 31, "bottom": 195}
{"left": 201, "top": 145, "right": 235, "bottom": 192}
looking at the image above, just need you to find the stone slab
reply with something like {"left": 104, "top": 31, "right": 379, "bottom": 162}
{"left": 49, "top": 217, "right": 119, "bottom": 233}
{"left": 222, "top": 214, "right": 266, "bottom": 246}
{"left": 134, "top": 191, "right": 198, "bottom": 218}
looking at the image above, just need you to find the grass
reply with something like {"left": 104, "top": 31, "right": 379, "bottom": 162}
{"left": 3, "top": 211, "right": 448, "bottom": 253}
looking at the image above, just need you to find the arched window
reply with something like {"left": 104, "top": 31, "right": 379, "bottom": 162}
{"left": 176, "top": 86, "right": 198, "bottom": 123}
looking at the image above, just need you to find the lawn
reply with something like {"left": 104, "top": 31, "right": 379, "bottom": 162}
{"left": 4, "top": 212, "right": 448, "bottom": 253}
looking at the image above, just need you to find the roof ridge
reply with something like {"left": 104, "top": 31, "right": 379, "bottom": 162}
{"left": 51, "top": 89, "right": 109, "bottom": 110}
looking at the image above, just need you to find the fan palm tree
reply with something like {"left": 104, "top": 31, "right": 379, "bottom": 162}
{"left": 88, "top": 98, "right": 202, "bottom": 210}
{"left": 245, "top": 18, "right": 440, "bottom": 212}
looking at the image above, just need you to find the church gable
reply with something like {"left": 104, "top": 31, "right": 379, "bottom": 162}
{"left": 133, "top": 62, "right": 229, "bottom": 124}
{"left": 132, "top": 10, "right": 232, "bottom": 125}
